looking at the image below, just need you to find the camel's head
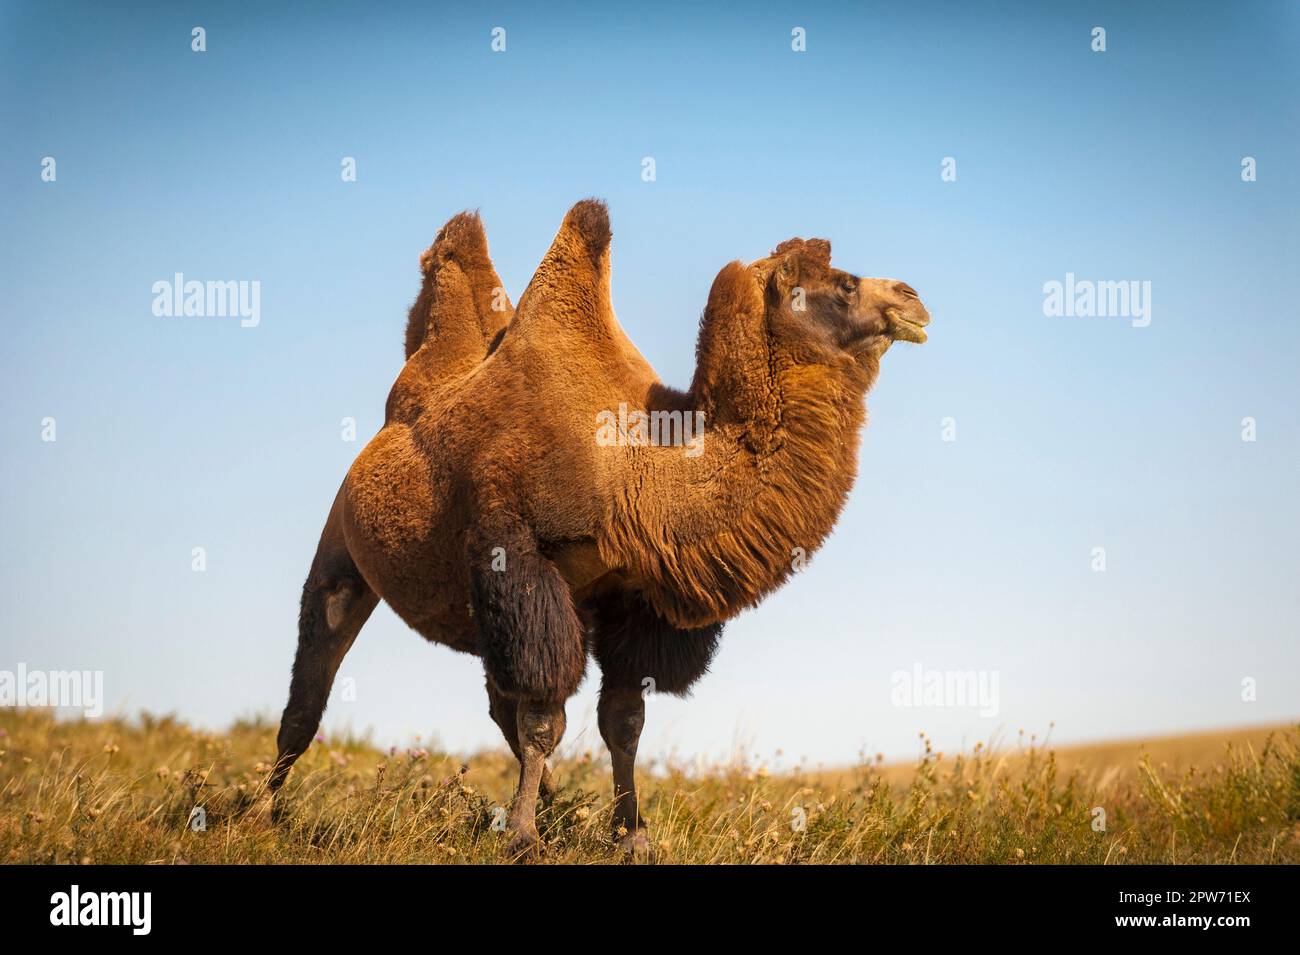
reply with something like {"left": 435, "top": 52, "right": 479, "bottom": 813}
{"left": 759, "top": 238, "right": 930, "bottom": 361}
{"left": 693, "top": 235, "right": 929, "bottom": 433}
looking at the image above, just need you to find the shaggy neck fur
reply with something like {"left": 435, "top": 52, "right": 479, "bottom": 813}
{"left": 601, "top": 264, "right": 880, "bottom": 629}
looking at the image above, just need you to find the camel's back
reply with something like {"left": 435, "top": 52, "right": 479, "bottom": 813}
{"left": 427, "top": 320, "right": 661, "bottom": 539}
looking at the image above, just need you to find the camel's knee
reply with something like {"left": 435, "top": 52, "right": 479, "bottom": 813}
{"left": 598, "top": 688, "right": 644, "bottom": 757}
{"left": 517, "top": 701, "right": 566, "bottom": 761}
{"left": 323, "top": 587, "right": 350, "bottom": 631}
{"left": 276, "top": 574, "right": 375, "bottom": 770}
{"left": 303, "top": 575, "right": 374, "bottom": 640}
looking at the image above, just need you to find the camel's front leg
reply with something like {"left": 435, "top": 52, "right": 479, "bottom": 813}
{"left": 486, "top": 681, "right": 557, "bottom": 803}
{"left": 598, "top": 684, "right": 647, "bottom": 851}
{"left": 588, "top": 591, "right": 725, "bottom": 856}
{"left": 506, "top": 700, "right": 566, "bottom": 855}
{"left": 468, "top": 513, "right": 587, "bottom": 858}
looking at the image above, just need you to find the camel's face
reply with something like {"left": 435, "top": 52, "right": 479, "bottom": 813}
{"left": 761, "top": 238, "right": 930, "bottom": 362}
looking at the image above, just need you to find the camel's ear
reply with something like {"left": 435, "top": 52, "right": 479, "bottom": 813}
{"left": 767, "top": 238, "right": 832, "bottom": 300}
{"left": 510, "top": 198, "right": 615, "bottom": 338}
{"left": 770, "top": 254, "right": 798, "bottom": 300}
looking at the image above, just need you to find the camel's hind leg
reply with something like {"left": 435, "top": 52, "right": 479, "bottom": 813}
{"left": 468, "top": 514, "right": 586, "bottom": 856}
{"left": 269, "top": 490, "right": 378, "bottom": 813}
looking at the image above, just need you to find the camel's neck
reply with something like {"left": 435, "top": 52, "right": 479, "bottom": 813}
{"left": 599, "top": 352, "right": 877, "bottom": 628}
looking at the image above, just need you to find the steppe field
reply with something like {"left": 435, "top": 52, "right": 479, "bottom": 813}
{"left": 1, "top": 709, "right": 1296, "bottom": 864}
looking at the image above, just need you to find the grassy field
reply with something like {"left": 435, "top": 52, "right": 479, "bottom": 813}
{"left": 1, "top": 709, "right": 1297, "bottom": 864}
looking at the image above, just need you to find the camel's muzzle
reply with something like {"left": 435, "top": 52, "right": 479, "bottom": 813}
{"left": 886, "top": 303, "right": 930, "bottom": 344}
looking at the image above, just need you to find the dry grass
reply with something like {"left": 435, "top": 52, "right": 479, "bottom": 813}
{"left": 1, "top": 709, "right": 1297, "bottom": 864}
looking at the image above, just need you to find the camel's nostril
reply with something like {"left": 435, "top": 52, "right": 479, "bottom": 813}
{"left": 894, "top": 282, "right": 919, "bottom": 300}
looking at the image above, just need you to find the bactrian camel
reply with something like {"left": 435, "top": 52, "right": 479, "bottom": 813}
{"left": 270, "top": 199, "right": 930, "bottom": 855}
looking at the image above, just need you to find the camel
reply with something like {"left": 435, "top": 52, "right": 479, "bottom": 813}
{"left": 270, "top": 199, "right": 930, "bottom": 855}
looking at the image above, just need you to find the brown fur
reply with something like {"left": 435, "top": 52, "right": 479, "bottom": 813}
{"left": 272, "top": 200, "right": 929, "bottom": 852}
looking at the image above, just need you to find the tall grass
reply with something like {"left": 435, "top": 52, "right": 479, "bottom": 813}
{"left": 1, "top": 710, "right": 1296, "bottom": 864}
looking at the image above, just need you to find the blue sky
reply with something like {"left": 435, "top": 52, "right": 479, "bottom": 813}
{"left": 2, "top": 1, "right": 1297, "bottom": 767}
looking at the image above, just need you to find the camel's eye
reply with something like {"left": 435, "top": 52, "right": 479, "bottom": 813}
{"left": 839, "top": 278, "right": 857, "bottom": 299}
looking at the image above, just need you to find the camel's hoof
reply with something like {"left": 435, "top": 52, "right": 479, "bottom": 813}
{"left": 268, "top": 793, "right": 291, "bottom": 827}
{"left": 246, "top": 791, "right": 275, "bottom": 829}
{"left": 505, "top": 827, "right": 540, "bottom": 860}
{"left": 617, "top": 827, "right": 651, "bottom": 860}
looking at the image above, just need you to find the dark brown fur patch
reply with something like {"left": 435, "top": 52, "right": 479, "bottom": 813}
{"left": 468, "top": 521, "right": 587, "bottom": 703}
{"left": 587, "top": 591, "right": 723, "bottom": 696}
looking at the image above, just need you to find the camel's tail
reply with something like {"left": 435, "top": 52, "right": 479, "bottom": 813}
{"left": 403, "top": 211, "right": 514, "bottom": 368}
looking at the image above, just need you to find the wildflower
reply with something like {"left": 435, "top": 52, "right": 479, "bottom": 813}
{"left": 156, "top": 767, "right": 171, "bottom": 779}
{"left": 102, "top": 744, "right": 119, "bottom": 755}
{"left": 574, "top": 806, "right": 590, "bottom": 822}
{"left": 1015, "top": 848, "right": 1025, "bottom": 859}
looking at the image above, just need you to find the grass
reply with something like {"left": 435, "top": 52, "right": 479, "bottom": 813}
{"left": 1, "top": 709, "right": 1297, "bottom": 864}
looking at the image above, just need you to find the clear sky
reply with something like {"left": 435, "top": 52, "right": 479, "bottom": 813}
{"left": 2, "top": 1, "right": 1296, "bottom": 768}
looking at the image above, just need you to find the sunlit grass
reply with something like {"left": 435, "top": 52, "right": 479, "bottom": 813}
{"left": 1, "top": 710, "right": 1296, "bottom": 864}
